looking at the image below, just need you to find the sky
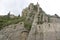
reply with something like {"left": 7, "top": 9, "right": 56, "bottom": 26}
{"left": 0, "top": 0, "right": 60, "bottom": 16}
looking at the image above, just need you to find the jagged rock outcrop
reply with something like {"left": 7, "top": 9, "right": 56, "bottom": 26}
{"left": 0, "top": 22, "right": 28, "bottom": 40}
{"left": 27, "top": 2, "right": 60, "bottom": 40}
{"left": 0, "top": 2, "right": 60, "bottom": 40}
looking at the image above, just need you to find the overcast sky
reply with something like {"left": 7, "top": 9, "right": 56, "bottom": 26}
{"left": 0, "top": 0, "right": 60, "bottom": 16}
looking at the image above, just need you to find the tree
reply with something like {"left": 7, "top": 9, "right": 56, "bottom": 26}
{"left": 18, "top": 14, "right": 20, "bottom": 17}
{"left": 7, "top": 12, "right": 10, "bottom": 19}
{"left": 55, "top": 14, "right": 59, "bottom": 18}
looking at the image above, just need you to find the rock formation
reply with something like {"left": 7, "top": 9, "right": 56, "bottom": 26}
{"left": 27, "top": 2, "right": 60, "bottom": 40}
{"left": 0, "top": 2, "right": 60, "bottom": 40}
{"left": 0, "top": 22, "right": 28, "bottom": 40}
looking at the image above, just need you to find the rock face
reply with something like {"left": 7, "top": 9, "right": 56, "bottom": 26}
{"left": 0, "top": 22, "right": 28, "bottom": 40}
{"left": 0, "top": 2, "right": 60, "bottom": 40}
{"left": 27, "top": 23, "right": 60, "bottom": 40}
{"left": 27, "top": 2, "right": 60, "bottom": 40}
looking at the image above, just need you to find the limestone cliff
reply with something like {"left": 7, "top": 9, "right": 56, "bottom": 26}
{"left": 27, "top": 2, "right": 60, "bottom": 40}
{"left": 27, "top": 23, "right": 60, "bottom": 40}
{"left": 0, "top": 2, "right": 60, "bottom": 40}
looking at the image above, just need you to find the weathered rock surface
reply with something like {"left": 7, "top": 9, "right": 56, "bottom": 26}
{"left": 0, "top": 22, "right": 28, "bottom": 40}
{"left": 0, "top": 2, "right": 60, "bottom": 40}
{"left": 27, "top": 2, "right": 60, "bottom": 40}
{"left": 27, "top": 23, "right": 60, "bottom": 40}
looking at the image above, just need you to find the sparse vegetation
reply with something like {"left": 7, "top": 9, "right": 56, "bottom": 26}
{"left": 0, "top": 14, "right": 32, "bottom": 31}
{"left": 40, "top": 14, "right": 44, "bottom": 24}
{"left": 0, "top": 15, "right": 24, "bottom": 30}
{"left": 34, "top": 5, "right": 37, "bottom": 11}
{"left": 24, "top": 21, "right": 32, "bottom": 31}
{"left": 37, "top": 14, "right": 44, "bottom": 24}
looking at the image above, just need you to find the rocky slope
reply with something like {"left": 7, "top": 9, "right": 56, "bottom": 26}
{"left": 0, "top": 22, "right": 28, "bottom": 40}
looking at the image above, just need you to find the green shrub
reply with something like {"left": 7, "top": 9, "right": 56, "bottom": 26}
{"left": 24, "top": 21, "right": 32, "bottom": 31}
{"left": 0, "top": 15, "right": 32, "bottom": 30}
{"left": 37, "top": 14, "right": 44, "bottom": 24}
{"left": 0, "top": 16, "right": 24, "bottom": 30}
